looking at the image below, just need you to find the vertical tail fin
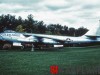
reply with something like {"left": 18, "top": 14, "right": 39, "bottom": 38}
{"left": 84, "top": 20, "right": 100, "bottom": 36}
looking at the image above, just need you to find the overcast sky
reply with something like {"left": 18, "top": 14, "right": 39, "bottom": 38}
{"left": 0, "top": 0, "right": 100, "bottom": 30}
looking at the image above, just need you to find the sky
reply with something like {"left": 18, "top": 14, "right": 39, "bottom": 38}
{"left": 0, "top": 0, "right": 100, "bottom": 30}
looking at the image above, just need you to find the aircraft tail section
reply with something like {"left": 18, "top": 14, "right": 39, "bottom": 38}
{"left": 84, "top": 21, "right": 100, "bottom": 37}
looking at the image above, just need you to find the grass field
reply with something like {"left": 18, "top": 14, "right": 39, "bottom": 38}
{"left": 0, "top": 47, "right": 100, "bottom": 75}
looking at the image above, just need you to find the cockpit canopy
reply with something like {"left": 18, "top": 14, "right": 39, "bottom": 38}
{"left": 4, "top": 30, "right": 16, "bottom": 33}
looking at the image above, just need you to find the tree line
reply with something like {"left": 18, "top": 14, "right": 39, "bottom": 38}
{"left": 0, "top": 14, "right": 88, "bottom": 36}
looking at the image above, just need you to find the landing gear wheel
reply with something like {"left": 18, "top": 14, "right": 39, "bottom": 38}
{"left": 21, "top": 45, "right": 24, "bottom": 50}
{"left": 3, "top": 43, "right": 12, "bottom": 49}
{"left": 0, "top": 44, "right": 3, "bottom": 50}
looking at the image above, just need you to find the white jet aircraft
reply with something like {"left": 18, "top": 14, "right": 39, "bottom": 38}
{"left": 0, "top": 24, "right": 100, "bottom": 49}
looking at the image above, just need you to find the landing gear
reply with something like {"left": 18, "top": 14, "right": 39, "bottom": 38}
{"left": 31, "top": 44, "right": 34, "bottom": 51}
{"left": 21, "top": 45, "right": 25, "bottom": 50}
{"left": 0, "top": 44, "right": 3, "bottom": 50}
{"left": 2, "top": 43, "right": 12, "bottom": 49}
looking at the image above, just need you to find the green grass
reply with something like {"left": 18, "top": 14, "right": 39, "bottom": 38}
{"left": 0, "top": 47, "right": 100, "bottom": 75}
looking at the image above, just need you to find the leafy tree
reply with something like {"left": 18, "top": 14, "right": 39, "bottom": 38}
{"left": 16, "top": 25, "right": 24, "bottom": 32}
{"left": 0, "top": 14, "right": 88, "bottom": 36}
{"left": 68, "top": 28, "right": 76, "bottom": 36}
{"left": 37, "top": 21, "right": 46, "bottom": 34}
{"left": 63, "top": 26, "right": 69, "bottom": 35}
{"left": 76, "top": 27, "right": 88, "bottom": 36}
